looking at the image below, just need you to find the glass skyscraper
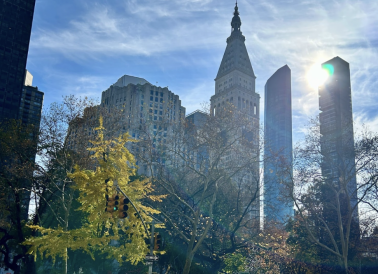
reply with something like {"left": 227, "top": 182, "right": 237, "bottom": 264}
{"left": 319, "top": 57, "right": 358, "bottom": 221}
{"left": 264, "top": 65, "right": 293, "bottom": 224}
{"left": 0, "top": 0, "right": 36, "bottom": 122}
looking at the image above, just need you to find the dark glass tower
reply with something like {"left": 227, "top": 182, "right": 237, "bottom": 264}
{"left": 0, "top": 0, "right": 36, "bottom": 122}
{"left": 264, "top": 65, "right": 293, "bottom": 224}
{"left": 319, "top": 57, "right": 358, "bottom": 220}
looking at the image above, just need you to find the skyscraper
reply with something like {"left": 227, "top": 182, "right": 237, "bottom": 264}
{"left": 264, "top": 65, "right": 293, "bottom": 224}
{"left": 0, "top": 0, "right": 36, "bottom": 122}
{"left": 67, "top": 75, "right": 185, "bottom": 176}
{"left": 319, "top": 56, "right": 358, "bottom": 219}
{"left": 19, "top": 72, "right": 44, "bottom": 131}
{"left": 211, "top": 3, "right": 259, "bottom": 118}
{"left": 210, "top": 3, "right": 260, "bottom": 224}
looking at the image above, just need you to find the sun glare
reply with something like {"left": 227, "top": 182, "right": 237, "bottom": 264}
{"left": 307, "top": 63, "right": 331, "bottom": 90}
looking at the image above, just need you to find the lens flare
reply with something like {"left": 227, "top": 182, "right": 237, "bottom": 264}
{"left": 307, "top": 63, "right": 332, "bottom": 90}
{"left": 322, "top": 63, "right": 334, "bottom": 76}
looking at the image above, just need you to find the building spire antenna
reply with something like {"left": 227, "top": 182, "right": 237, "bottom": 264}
{"left": 231, "top": 1, "right": 241, "bottom": 32}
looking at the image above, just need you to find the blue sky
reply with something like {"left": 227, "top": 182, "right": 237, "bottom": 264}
{"left": 27, "top": 0, "right": 378, "bottom": 142}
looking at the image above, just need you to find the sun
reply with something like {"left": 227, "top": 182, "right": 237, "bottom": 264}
{"left": 307, "top": 63, "right": 331, "bottom": 90}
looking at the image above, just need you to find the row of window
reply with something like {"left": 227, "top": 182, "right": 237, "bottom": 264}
{"left": 150, "top": 90, "right": 164, "bottom": 97}
{"left": 213, "top": 97, "right": 258, "bottom": 115}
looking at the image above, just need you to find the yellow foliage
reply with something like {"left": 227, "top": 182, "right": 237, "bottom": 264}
{"left": 24, "top": 117, "right": 163, "bottom": 265}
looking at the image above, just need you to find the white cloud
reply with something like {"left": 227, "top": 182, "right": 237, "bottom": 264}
{"left": 354, "top": 112, "right": 378, "bottom": 134}
{"left": 28, "top": 0, "right": 378, "bottom": 142}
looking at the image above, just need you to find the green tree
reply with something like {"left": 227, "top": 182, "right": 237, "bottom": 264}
{"left": 0, "top": 120, "right": 39, "bottom": 274}
{"left": 222, "top": 253, "right": 247, "bottom": 274}
{"left": 280, "top": 120, "right": 378, "bottom": 273}
{"left": 139, "top": 105, "right": 261, "bottom": 274}
{"left": 24, "top": 117, "right": 164, "bottom": 272}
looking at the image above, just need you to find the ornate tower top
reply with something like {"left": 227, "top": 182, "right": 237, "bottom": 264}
{"left": 231, "top": 2, "right": 241, "bottom": 32}
{"left": 215, "top": 2, "right": 255, "bottom": 81}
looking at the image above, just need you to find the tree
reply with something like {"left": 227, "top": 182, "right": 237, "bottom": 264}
{"left": 1, "top": 95, "right": 134, "bottom": 274}
{"left": 0, "top": 120, "right": 39, "bottom": 274}
{"left": 24, "top": 117, "right": 164, "bottom": 272}
{"left": 136, "top": 106, "right": 262, "bottom": 274}
{"left": 280, "top": 119, "right": 378, "bottom": 273}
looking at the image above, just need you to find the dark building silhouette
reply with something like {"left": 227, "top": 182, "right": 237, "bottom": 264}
{"left": 0, "top": 0, "right": 36, "bottom": 122}
{"left": 264, "top": 65, "right": 293, "bottom": 224}
{"left": 20, "top": 79, "right": 44, "bottom": 131}
{"left": 319, "top": 56, "right": 358, "bottom": 219}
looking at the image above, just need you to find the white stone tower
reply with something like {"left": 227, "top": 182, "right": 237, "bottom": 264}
{"left": 211, "top": 2, "right": 260, "bottom": 118}
{"left": 210, "top": 2, "right": 260, "bottom": 227}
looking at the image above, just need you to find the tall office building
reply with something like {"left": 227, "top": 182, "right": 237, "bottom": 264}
{"left": 264, "top": 65, "right": 293, "bottom": 224}
{"left": 211, "top": 3, "right": 259, "bottom": 117}
{"left": 0, "top": 0, "right": 36, "bottom": 122}
{"left": 318, "top": 56, "right": 358, "bottom": 219}
{"left": 19, "top": 71, "right": 44, "bottom": 130}
{"left": 210, "top": 3, "right": 260, "bottom": 225}
{"left": 67, "top": 75, "right": 185, "bottom": 175}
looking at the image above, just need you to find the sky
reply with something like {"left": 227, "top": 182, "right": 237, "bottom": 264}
{"left": 27, "top": 0, "right": 378, "bottom": 143}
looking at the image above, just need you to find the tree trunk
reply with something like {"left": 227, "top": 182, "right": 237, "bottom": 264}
{"left": 22, "top": 255, "right": 36, "bottom": 274}
{"left": 343, "top": 256, "right": 348, "bottom": 274}
{"left": 183, "top": 252, "right": 194, "bottom": 274}
{"left": 64, "top": 247, "right": 68, "bottom": 274}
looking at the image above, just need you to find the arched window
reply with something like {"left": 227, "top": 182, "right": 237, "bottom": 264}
{"left": 238, "top": 97, "right": 241, "bottom": 109}
{"left": 254, "top": 103, "right": 257, "bottom": 115}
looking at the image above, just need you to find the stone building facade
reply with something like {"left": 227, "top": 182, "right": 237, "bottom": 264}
{"left": 210, "top": 3, "right": 261, "bottom": 226}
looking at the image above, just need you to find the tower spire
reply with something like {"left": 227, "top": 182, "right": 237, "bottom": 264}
{"left": 231, "top": 1, "right": 241, "bottom": 32}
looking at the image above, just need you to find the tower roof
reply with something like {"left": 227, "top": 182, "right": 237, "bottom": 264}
{"left": 216, "top": 3, "right": 255, "bottom": 80}
{"left": 113, "top": 75, "right": 150, "bottom": 87}
{"left": 266, "top": 65, "right": 291, "bottom": 84}
{"left": 231, "top": 2, "right": 241, "bottom": 32}
{"left": 322, "top": 56, "right": 349, "bottom": 66}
